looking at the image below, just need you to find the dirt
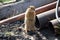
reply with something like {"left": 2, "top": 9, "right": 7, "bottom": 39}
{"left": 0, "top": 20, "right": 60, "bottom": 40}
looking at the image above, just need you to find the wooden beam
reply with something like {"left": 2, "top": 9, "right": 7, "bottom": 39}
{"left": 0, "top": 1, "right": 58, "bottom": 25}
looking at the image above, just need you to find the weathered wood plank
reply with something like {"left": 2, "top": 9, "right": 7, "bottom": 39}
{"left": 0, "top": 0, "right": 55, "bottom": 19}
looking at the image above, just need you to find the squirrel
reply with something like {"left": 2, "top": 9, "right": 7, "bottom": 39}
{"left": 24, "top": 6, "right": 36, "bottom": 33}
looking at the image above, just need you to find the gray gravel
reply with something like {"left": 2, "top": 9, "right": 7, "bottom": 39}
{"left": 0, "top": 20, "right": 60, "bottom": 40}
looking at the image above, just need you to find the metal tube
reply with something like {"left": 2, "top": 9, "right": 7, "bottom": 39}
{"left": 50, "top": 19, "right": 59, "bottom": 26}
{"left": 36, "top": 7, "right": 60, "bottom": 27}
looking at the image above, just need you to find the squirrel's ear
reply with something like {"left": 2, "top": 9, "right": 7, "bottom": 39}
{"left": 28, "top": 6, "right": 35, "bottom": 10}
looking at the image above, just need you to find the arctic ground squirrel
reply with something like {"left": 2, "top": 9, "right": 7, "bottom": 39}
{"left": 24, "top": 6, "right": 36, "bottom": 33}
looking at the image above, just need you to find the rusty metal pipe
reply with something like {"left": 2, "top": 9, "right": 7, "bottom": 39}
{"left": 35, "top": 1, "right": 56, "bottom": 14}
{"left": 0, "top": 1, "right": 58, "bottom": 25}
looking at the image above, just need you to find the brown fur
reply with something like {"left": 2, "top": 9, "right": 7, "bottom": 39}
{"left": 24, "top": 6, "right": 36, "bottom": 33}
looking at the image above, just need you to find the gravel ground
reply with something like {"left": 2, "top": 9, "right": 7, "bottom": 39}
{"left": 0, "top": 20, "right": 60, "bottom": 40}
